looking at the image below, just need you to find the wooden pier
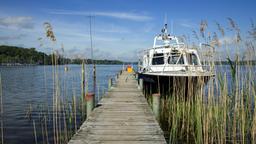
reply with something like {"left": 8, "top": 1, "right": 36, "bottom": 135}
{"left": 68, "top": 71, "right": 166, "bottom": 144}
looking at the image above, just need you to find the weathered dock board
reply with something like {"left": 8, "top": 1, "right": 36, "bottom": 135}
{"left": 69, "top": 71, "right": 166, "bottom": 144}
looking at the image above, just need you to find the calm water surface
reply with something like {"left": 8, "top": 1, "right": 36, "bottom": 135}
{"left": 0, "top": 64, "right": 255, "bottom": 143}
{"left": 0, "top": 64, "right": 123, "bottom": 144}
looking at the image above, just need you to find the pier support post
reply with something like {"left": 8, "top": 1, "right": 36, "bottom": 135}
{"left": 152, "top": 93, "right": 160, "bottom": 120}
{"left": 108, "top": 78, "right": 112, "bottom": 90}
{"left": 135, "top": 73, "right": 138, "bottom": 79}
{"left": 81, "top": 61, "right": 85, "bottom": 118}
{"left": 116, "top": 74, "right": 119, "bottom": 81}
{"left": 85, "top": 93, "right": 95, "bottom": 118}
{"left": 138, "top": 78, "right": 143, "bottom": 90}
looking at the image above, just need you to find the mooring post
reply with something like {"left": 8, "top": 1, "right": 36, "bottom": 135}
{"left": 108, "top": 78, "right": 112, "bottom": 90}
{"left": 81, "top": 61, "right": 85, "bottom": 99}
{"left": 116, "top": 73, "right": 118, "bottom": 81}
{"left": 135, "top": 73, "right": 138, "bottom": 80}
{"left": 81, "top": 61, "right": 85, "bottom": 118}
{"left": 85, "top": 93, "right": 95, "bottom": 118}
{"left": 138, "top": 78, "right": 143, "bottom": 90}
{"left": 152, "top": 93, "right": 160, "bottom": 120}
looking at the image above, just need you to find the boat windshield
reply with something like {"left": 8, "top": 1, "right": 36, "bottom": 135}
{"left": 155, "top": 38, "right": 178, "bottom": 46}
{"left": 152, "top": 53, "right": 164, "bottom": 65}
{"left": 169, "top": 39, "right": 178, "bottom": 45}
{"left": 168, "top": 53, "right": 184, "bottom": 64}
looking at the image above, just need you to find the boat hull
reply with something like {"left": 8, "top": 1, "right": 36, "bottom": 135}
{"left": 138, "top": 72, "right": 212, "bottom": 97}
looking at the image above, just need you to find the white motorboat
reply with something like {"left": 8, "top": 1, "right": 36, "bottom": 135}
{"left": 138, "top": 24, "right": 214, "bottom": 77}
{"left": 137, "top": 23, "right": 215, "bottom": 95}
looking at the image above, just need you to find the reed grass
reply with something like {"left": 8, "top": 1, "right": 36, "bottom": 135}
{"left": 33, "top": 120, "right": 38, "bottom": 144}
{"left": 0, "top": 19, "right": 117, "bottom": 143}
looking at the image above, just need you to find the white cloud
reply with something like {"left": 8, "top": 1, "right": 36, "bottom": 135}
{"left": 48, "top": 9, "right": 152, "bottom": 21}
{"left": 96, "top": 24, "right": 131, "bottom": 33}
{"left": 0, "top": 13, "right": 149, "bottom": 61}
{"left": 0, "top": 16, "right": 34, "bottom": 29}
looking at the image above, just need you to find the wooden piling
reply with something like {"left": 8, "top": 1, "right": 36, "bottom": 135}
{"left": 115, "top": 74, "right": 118, "bottom": 81}
{"left": 108, "top": 78, "right": 112, "bottom": 90}
{"left": 85, "top": 93, "right": 95, "bottom": 118}
{"left": 152, "top": 93, "right": 160, "bottom": 120}
{"left": 81, "top": 61, "right": 85, "bottom": 118}
{"left": 139, "top": 78, "right": 143, "bottom": 90}
{"left": 93, "top": 64, "right": 96, "bottom": 94}
{"left": 81, "top": 62, "right": 85, "bottom": 98}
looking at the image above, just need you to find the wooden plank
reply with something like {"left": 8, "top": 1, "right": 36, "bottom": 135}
{"left": 71, "top": 134, "right": 165, "bottom": 141}
{"left": 68, "top": 71, "right": 166, "bottom": 144}
{"left": 82, "top": 129, "right": 163, "bottom": 135}
{"left": 80, "top": 125, "right": 163, "bottom": 131}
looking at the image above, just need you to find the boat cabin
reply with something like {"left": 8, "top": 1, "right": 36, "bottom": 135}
{"left": 138, "top": 24, "right": 212, "bottom": 76}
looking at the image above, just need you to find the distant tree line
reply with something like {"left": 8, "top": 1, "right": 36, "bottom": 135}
{"left": 0, "top": 45, "right": 124, "bottom": 65}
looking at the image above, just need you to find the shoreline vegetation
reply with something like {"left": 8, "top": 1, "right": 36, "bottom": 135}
{"left": 1, "top": 45, "right": 255, "bottom": 66}
{"left": 0, "top": 45, "right": 130, "bottom": 65}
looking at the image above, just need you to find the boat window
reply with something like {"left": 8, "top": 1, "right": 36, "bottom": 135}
{"left": 168, "top": 54, "right": 184, "bottom": 64}
{"left": 187, "top": 53, "right": 198, "bottom": 65}
{"left": 152, "top": 53, "right": 164, "bottom": 65}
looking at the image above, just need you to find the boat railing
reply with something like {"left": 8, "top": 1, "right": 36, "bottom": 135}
{"left": 139, "top": 63, "right": 212, "bottom": 71}
{"left": 138, "top": 44, "right": 187, "bottom": 56}
{"left": 148, "top": 65, "right": 214, "bottom": 73}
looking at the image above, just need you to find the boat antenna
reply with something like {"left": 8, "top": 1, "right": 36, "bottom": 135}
{"left": 164, "top": 13, "right": 167, "bottom": 24}
{"left": 163, "top": 14, "right": 168, "bottom": 34}
{"left": 171, "top": 20, "right": 173, "bottom": 34}
{"left": 161, "top": 14, "right": 169, "bottom": 36}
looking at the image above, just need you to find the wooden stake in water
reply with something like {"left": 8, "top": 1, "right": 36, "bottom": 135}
{"left": 93, "top": 64, "right": 96, "bottom": 96}
{"left": 86, "top": 93, "right": 95, "bottom": 118}
{"left": 108, "top": 78, "right": 112, "bottom": 90}
{"left": 81, "top": 61, "right": 85, "bottom": 118}
{"left": 97, "top": 82, "right": 100, "bottom": 104}
{"left": 152, "top": 93, "right": 160, "bottom": 120}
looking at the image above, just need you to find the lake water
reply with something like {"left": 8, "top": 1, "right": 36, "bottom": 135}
{"left": 0, "top": 64, "right": 255, "bottom": 144}
{"left": 0, "top": 64, "right": 123, "bottom": 144}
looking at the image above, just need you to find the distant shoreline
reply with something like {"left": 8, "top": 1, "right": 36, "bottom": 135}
{"left": 0, "top": 45, "right": 137, "bottom": 65}
{"left": 0, "top": 63, "right": 130, "bottom": 66}
{"left": 1, "top": 45, "right": 255, "bottom": 66}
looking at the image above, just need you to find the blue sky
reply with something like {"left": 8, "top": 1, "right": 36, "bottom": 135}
{"left": 0, "top": 0, "right": 255, "bottom": 61}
